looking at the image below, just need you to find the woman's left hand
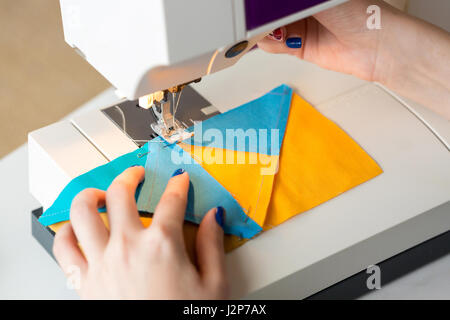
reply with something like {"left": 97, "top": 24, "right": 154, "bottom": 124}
{"left": 53, "top": 166, "right": 229, "bottom": 299}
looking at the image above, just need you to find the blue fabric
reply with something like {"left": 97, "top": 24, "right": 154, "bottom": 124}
{"left": 39, "top": 144, "right": 149, "bottom": 226}
{"left": 136, "top": 138, "right": 262, "bottom": 238}
{"left": 39, "top": 139, "right": 262, "bottom": 238}
{"left": 184, "top": 84, "right": 292, "bottom": 156}
{"left": 38, "top": 85, "right": 293, "bottom": 239}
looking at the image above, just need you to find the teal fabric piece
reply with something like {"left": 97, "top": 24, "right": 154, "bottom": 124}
{"left": 39, "top": 144, "right": 149, "bottom": 226}
{"left": 136, "top": 138, "right": 262, "bottom": 239}
{"left": 184, "top": 84, "right": 292, "bottom": 156}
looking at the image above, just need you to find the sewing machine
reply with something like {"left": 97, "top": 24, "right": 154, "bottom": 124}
{"left": 57, "top": 0, "right": 349, "bottom": 143}
{"left": 28, "top": 0, "right": 450, "bottom": 299}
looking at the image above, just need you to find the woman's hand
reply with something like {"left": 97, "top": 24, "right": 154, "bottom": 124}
{"left": 258, "top": 0, "right": 389, "bottom": 82}
{"left": 258, "top": 0, "right": 450, "bottom": 119}
{"left": 53, "top": 166, "right": 229, "bottom": 299}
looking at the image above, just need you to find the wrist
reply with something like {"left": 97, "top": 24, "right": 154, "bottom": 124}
{"left": 372, "top": 9, "right": 450, "bottom": 118}
{"left": 371, "top": 6, "right": 410, "bottom": 85}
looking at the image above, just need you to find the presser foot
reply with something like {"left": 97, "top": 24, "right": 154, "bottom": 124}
{"left": 149, "top": 90, "right": 194, "bottom": 144}
{"left": 150, "top": 118, "right": 193, "bottom": 144}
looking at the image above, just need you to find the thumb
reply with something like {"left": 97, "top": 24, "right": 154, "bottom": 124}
{"left": 196, "top": 206, "right": 227, "bottom": 289}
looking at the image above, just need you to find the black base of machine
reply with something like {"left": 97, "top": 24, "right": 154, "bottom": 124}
{"left": 32, "top": 207, "right": 56, "bottom": 260}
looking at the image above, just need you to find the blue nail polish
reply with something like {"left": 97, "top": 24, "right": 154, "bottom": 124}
{"left": 171, "top": 168, "right": 185, "bottom": 177}
{"left": 286, "top": 37, "right": 302, "bottom": 49}
{"left": 215, "top": 206, "right": 225, "bottom": 229}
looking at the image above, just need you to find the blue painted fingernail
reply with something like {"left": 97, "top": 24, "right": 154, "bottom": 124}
{"left": 215, "top": 206, "right": 225, "bottom": 229}
{"left": 171, "top": 168, "right": 185, "bottom": 177}
{"left": 286, "top": 37, "right": 302, "bottom": 49}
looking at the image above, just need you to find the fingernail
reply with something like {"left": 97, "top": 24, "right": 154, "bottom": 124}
{"left": 286, "top": 37, "right": 302, "bottom": 49}
{"left": 215, "top": 206, "right": 225, "bottom": 229}
{"left": 171, "top": 168, "right": 185, "bottom": 177}
{"left": 130, "top": 165, "right": 141, "bottom": 167}
{"left": 269, "top": 28, "right": 284, "bottom": 41}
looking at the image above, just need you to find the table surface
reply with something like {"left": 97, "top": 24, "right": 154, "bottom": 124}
{"left": 2, "top": 80, "right": 449, "bottom": 300}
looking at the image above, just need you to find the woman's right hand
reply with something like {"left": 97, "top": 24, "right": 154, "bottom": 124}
{"left": 258, "top": 0, "right": 450, "bottom": 120}
{"left": 257, "top": 0, "right": 393, "bottom": 83}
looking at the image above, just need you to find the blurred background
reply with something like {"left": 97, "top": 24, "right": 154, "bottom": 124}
{"left": 0, "top": 0, "right": 449, "bottom": 158}
{"left": 0, "top": 0, "right": 108, "bottom": 158}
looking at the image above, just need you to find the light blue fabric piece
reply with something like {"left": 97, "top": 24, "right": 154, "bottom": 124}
{"left": 184, "top": 84, "right": 292, "bottom": 156}
{"left": 136, "top": 138, "right": 262, "bottom": 239}
{"left": 39, "top": 144, "right": 149, "bottom": 226}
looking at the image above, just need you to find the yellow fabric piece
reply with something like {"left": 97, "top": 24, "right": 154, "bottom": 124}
{"left": 49, "top": 213, "right": 152, "bottom": 233}
{"left": 179, "top": 144, "right": 278, "bottom": 227}
{"left": 263, "top": 93, "right": 383, "bottom": 228}
{"left": 181, "top": 93, "right": 382, "bottom": 231}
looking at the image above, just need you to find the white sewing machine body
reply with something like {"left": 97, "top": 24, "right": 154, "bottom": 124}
{"left": 59, "top": 0, "right": 347, "bottom": 99}
{"left": 28, "top": 50, "right": 450, "bottom": 299}
{"left": 59, "top": 0, "right": 350, "bottom": 144}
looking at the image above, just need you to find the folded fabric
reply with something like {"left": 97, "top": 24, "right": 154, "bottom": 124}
{"left": 40, "top": 84, "right": 383, "bottom": 247}
{"left": 39, "top": 85, "right": 293, "bottom": 239}
{"left": 178, "top": 86, "right": 383, "bottom": 232}
{"left": 263, "top": 93, "right": 383, "bottom": 229}
{"left": 179, "top": 84, "right": 292, "bottom": 227}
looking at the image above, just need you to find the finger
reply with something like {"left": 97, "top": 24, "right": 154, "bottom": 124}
{"left": 257, "top": 20, "right": 306, "bottom": 55}
{"left": 196, "top": 207, "right": 227, "bottom": 292}
{"left": 267, "top": 26, "right": 286, "bottom": 42}
{"left": 106, "top": 166, "right": 145, "bottom": 234}
{"left": 70, "top": 188, "right": 109, "bottom": 261}
{"left": 284, "top": 19, "right": 306, "bottom": 50}
{"left": 257, "top": 36, "right": 289, "bottom": 54}
{"left": 53, "top": 222, "right": 87, "bottom": 276}
{"left": 151, "top": 169, "right": 189, "bottom": 233}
